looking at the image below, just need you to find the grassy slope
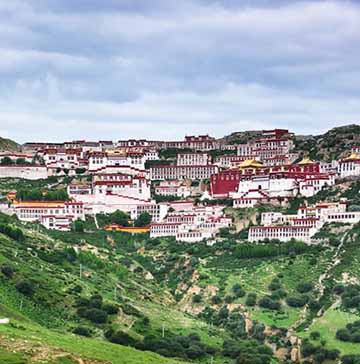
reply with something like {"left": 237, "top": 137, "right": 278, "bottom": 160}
{"left": 0, "top": 315, "right": 172, "bottom": 364}
{"left": 0, "top": 215, "right": 223, "bottom": 363}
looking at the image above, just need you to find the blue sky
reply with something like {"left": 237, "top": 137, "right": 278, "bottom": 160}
{"left": 0, "top": 0, "right": 359, "bottom": 142}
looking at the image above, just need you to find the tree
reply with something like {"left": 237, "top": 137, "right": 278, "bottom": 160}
{"left": 232, "top": 283, "right": 246, "bottom": 298}
{"left": 192, "top": 294, "right": 202, "bottom": 303}
{"left": 16, "top": 158, "right": 27, "bottom": 165}
{"left": 0, "top": 157, "right": 14, "bottom": 165}
{"left": 245, "top": 292, "right": 257, "bottom": 306}
{"left": 134, "top": 212, "right": 152, "bottom": 227}
{"left": 110, "top": 210, "right": 130, "bottom": 226}
{"left": 73, "top": 219, "right": 85, "bottom": 233}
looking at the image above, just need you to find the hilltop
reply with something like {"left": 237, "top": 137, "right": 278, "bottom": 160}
{"left": 0, "top": 137, "right": 20, "bottom": 152}
{"left": 293, "top": 124, "right": 360, "bottom": 161}
{"left": 221, "top": 124, "right": 360, "bottom": 161}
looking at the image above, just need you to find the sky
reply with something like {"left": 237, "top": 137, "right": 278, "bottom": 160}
{"left": 0, "top": 0, "right": 359, "bottom": 143}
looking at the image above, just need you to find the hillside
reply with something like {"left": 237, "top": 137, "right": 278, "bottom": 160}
{"left": 293, "top": 124, "right": 360, "bottom": 161}
{"left": 1, "top": 179, "right": 360, "bottom": 363}
{"left": 221, "top": 124, "right": 360, "bottom": 161}
{"left": 0, "top": 136, "right": 20, "bottom": 152}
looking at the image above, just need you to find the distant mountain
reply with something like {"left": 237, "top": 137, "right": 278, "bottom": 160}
{"left": 0, "top": 136, "right": 20, "bottom": 152}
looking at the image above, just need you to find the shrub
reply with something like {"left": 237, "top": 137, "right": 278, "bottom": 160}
{"left": 1, "top": 264, "right": 15, "bottom": 278}
{"left": 16, "top": 280, "right": 34, "bottom": 296}
{"left": 192, "top": 294, "right": 202, "bottom": 304}
{"left": 333, "top": 283, "right": 345, "bottom": 295}
{"left": 88, "top": 295, "right": 103, "bottom": 309}
{"left": 108, "top": 330, "right": 138, "bottom": 346}
{"left": 134, "top": 212, "right": 152, "bottom": 227}
{"left": 270, "top": 289, "right": 287, "bottom": 300}
{"left": 286, "top": 294, "right": 309, "bottom": 308}
{"left": 296, "top": 281, "right": 314, "bottom": 294}
{"left": 310, "top": 331, "right": 321, "bottom": 340}
{"left": 103, "top": 303, "right": 119, "bottom": 315}
{"left": 232, "top": 283, "right": 246, "bottom": 298}
{"left": 245, "top": 292, "right": 257, "bottom": 306}
{"left": 73, "top": 326, "right": 91, "bottom": 337}
{"left": 73, "top": 219, "right": 85, "bottom": 233}
{"left": 268, "top": 279, "right": 282, "bottom": 291}
{"left": 211, "top": 295, "right": 222, "bottom": 304}
{"left": 259, "top": 296, "right": 281, "bottom": 310}
{"left": 0, "top": 223, "right": 24, "bottom": 241}
{"left": 336, "top": 321, "right": 360, "bottom": 343}
{"left": 85, "top": 308, "right": 108, "bottom": 324}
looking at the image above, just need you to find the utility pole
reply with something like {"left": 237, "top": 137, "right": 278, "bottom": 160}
{"left": 19, "top": 299, "right": 23, "bottom": 311}
{"left": 210, "top": 356, "right": 214, "bottom": 364}
{"left": 161, "top": 322, "right": 165, "bottom": 338}
{"left": 114, "top": 286, "right": 117, "bottom": 300}
{"left": 79, "top": 264, "right": 82, "bottom": 279}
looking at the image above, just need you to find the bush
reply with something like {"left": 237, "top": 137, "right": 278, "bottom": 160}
{"left": 1, "top": 264, "right": 15, "bottom": 278}
{"left": 270, "top": 289, "right": 287, "bottom": 300}
{"left": 0, "top": 223, "right": 24, "bottom": 241}
{"left": 259, "top": 296, "right": 281, "bottom": 310}
{"left": 108, "top": 330, "right": 138, "bottom": 346}
{"left": 103, "top": 303, "right": 119, "bottom": 315}
{"left": 211, "top": 295, "right": 222, "bottom": 304}
{"left": 85, "top": 308, "right": 108, "bottom": 324}
{"left": 192, "top": 294, "right": 202, "bottom": 304}
{"left": 134, "top": 212, "right": 152, "bottom": 227}
{"left": 232, "top": 283, "right": 246, "bottom": 298}
{"left": 16, "top": 280, "right": 34, "bottom": 296}
{"left": 73, "top": 219, "right": 85, "bottom": 233}
{"left": 245, "top": 292, "right": 257, "bottom": 306}
{"left": 73, "top": 326, "right": 91, "bottom": 337}
{"left": 89, "top": 295, "right": 103, "bottom": 309}
{"left": 286, "top": 294, "right": 309, "bottom": 308}
{"left": 333, "top": 283, "right": 345, "bottom": 295}
{"left": 310, "top": 331, "right": 321, "bottom": 340}
{"left": 268, "top": 278, "right": 282, "bottom": 291}
{"left": 296, "top": 281, "right": 314, "bottom": 294}
{"left": 336, "top": 321, "right": 360, "bottom": 343}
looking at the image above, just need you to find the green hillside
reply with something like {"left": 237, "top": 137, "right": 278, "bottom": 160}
{"left": 1, "top": 177, "right": 360, "bottom": 363}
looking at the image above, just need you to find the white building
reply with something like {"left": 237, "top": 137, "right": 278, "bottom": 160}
{"left": 248, "top": 226, "right": 316, "bottom": 243}
{"left": 154, "top": 180, "right": 191, "bottom": 198}
{"left": 233, "top": 189, "right": 276, "bottom": 208}
{"left": 130, "top": 203, "right": 169, "bottom": 223}
{"left": 88, "top": 150, "right": 147, "bottom": 172}
{"left": 338, "top": 153, "right": 360, "bottom": 178}
{"left": 150, "top": 164, "right": 218, "bottom": 181}
{"left": 150, "top": 204, "right": 231, "bottom": 242}
{"left": 0, "top": 166, "right": 48, "bottom": 180}
{"left": 13, "top": 200, "right": 85, "bottom": 230}
{"left": 177, "top": 152, "right": 210, "bottom": 166}
{"left": 250, "top": 201, "right": 360, "bottom": 243}
{"left": 93, "top": 173, "right": 150, "bottom": 201}
{"left": 42, "top": 148, "right": 83, "bottom": 175}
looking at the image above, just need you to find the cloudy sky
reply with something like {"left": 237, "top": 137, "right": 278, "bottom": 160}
{"left": 0, "top": 0, "right": 359, "bottom": 142}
